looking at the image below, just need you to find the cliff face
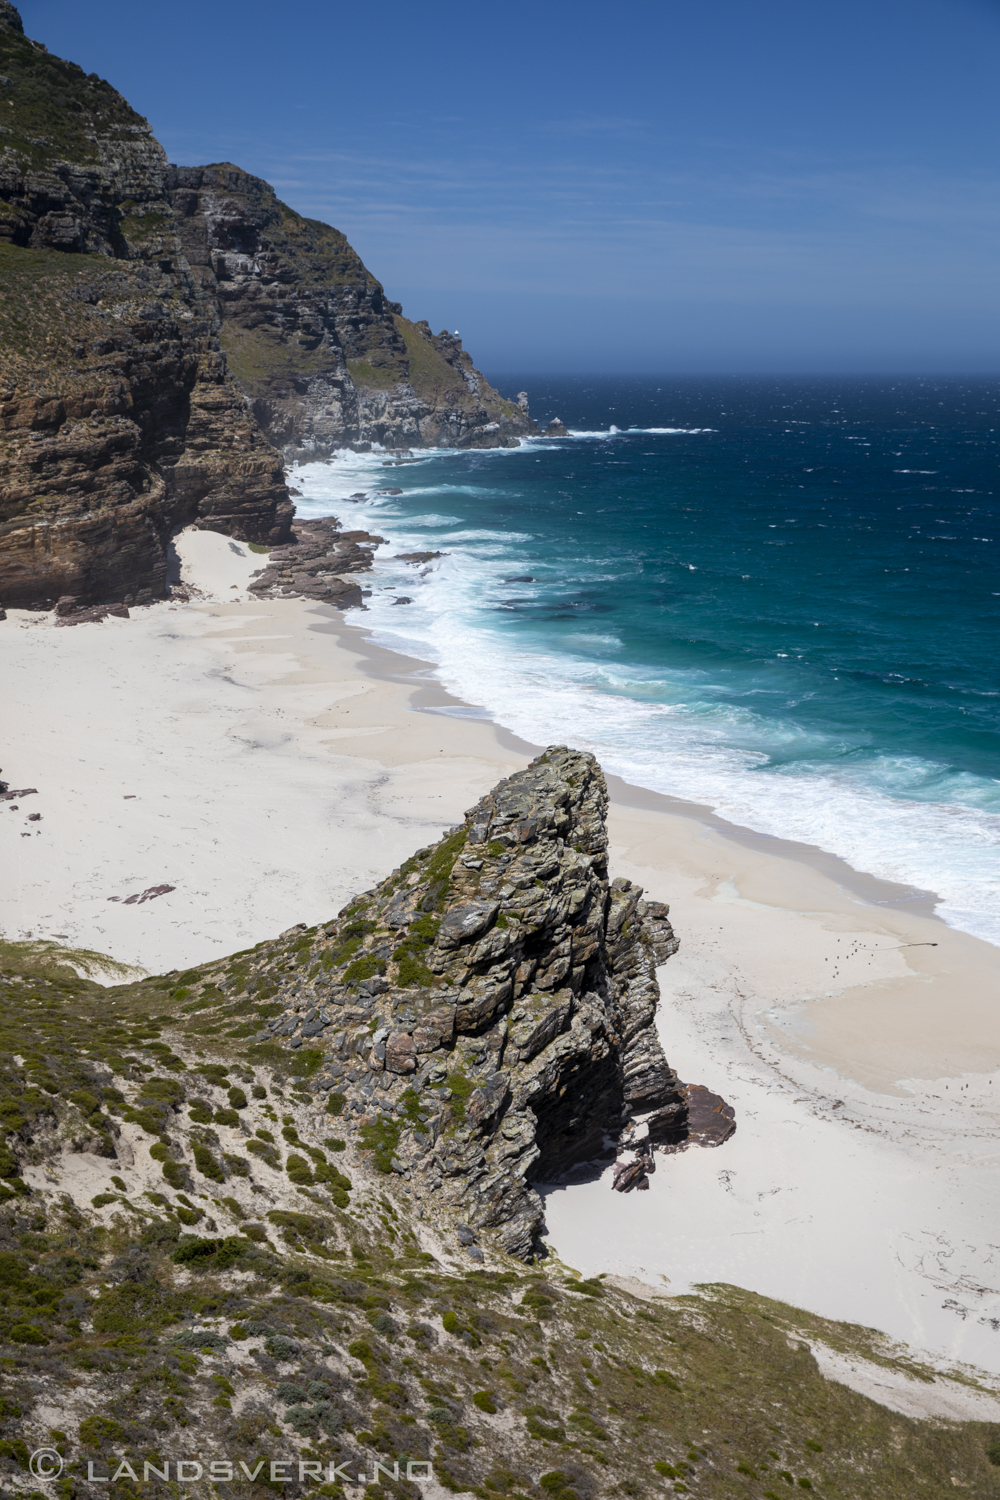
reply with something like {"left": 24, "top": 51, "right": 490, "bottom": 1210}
{"left": 166, "top": 164, "right": 533, "bottom": 458}
{"left": 0, "top": 4, "right": 291, "bottom": 608}
{"left": 0, "top": 4, "right": 534, "bottom": 608}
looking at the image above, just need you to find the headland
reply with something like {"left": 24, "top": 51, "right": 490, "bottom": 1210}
{"left": 4, "top": 530, "right": 1000, "bottom": 1385}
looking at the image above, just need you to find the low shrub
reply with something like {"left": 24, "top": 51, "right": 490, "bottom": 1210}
{"left": 264, "top": 1333, "right": 299, "bottom": 1361}
{"left": 9, "top": 1322, "right": 47, "bottom": 1345}
{"left": 162, "top": 1159, "right": 188, "bottom": 1189}
{"left": 247, "top": 1139, "right": 280, "bottom": 1169}
{"left": 192, "top": 1143, "right": 224, "bottom": 1182}
{"left": 79, "top": 1415, "right": 126, "bottom": 1448}
{"left": 286, "top": 1154, "right": 314, "bottom": 1186}
{"left": 267, "top": 1209, "right": 326, "bottom": 1243}
{"left": 359, "top": 1115, "right": 401, "bottom": 1174}
{"left": 171, "top": 1328, "right": 229, "bottom": 1351}
{"left": 172, "top": 1235, "right": 247, "bottom": 1269}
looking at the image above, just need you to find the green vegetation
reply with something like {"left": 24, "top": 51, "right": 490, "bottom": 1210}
{"left": 421, "top": 827, "right": 468, "bottom": 906}
{"left": 326, "top": 916, "right": 374, "bottom": 966}
{"left": 344, "top": 954, "right": 386, "bottom": 987}
{"left": 395, "top": 318, "right": 467, "bottom": 403}
{"left": 267, "top": 1210, "right": 327, "bottom": 1245}
{"left": 0, "top": 24, "right": 146, "bottom": 170}
{"left": 444, "top": 1069, "right": 477, "bottom": 1123}
{"left": 347, "top": 358, "right": 403, "bottom": 391}
{"left": 393, "top": 914, "right": 439, "bottom": 989}
{"left": 218, "top": 322, "right": 335, "bottom": 391}
{"left": 191, "top": 1144, "right": 224, "bottom": 1182}
{"left": 247, "top": 1138, "right": 281, "bottom": 1170}
{"left": 0, "top": 905, "right": 997, "bottom": 1499}
{"left": 359, "top": 1114, "right": 402, "bottom": 1175}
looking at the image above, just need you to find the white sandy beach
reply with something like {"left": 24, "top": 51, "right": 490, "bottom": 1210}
{"left": 3, "top": 528, "right": 1000, "bottom": 1390}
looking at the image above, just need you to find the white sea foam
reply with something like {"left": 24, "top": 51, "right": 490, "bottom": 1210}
{"left": 294, "top": 458, "right": 1000, "bottom": 949}
{"left": 385, "top": 513, "right": 463, "bottom": 527}
{"left": 564, "top": 427, "right": 715, "bottom": 437}
{"left": 564, "top": 633, "right": 624, "bottom": 649}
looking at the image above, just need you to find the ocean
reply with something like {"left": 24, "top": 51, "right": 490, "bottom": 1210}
{"left": 291, "top": 376, "right": 1000, "bottom": 947}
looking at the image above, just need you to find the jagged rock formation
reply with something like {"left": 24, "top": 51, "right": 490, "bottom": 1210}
{"left": 221, "top": 747, "right": 684, "bottom": 1258}
{"left": 166, "top": 165, "right": 536, "bottom": 458}
{"left": 0, "top": 3, "right": 535, "bottom": 609}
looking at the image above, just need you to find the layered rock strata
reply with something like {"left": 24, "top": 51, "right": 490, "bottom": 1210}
{"left": 0, "top": 3, "right": 535, "bottom": 608}
{"left": 218, "top": 747, "right": 683, "bottom": 1258}
{"left": 166, "top": 165, "right": 536, "bottom": 458}
{"left": 0, "top": 4, "right": 291, "bottom": 609}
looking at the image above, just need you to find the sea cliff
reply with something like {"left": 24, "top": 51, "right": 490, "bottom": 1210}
{"left": 166, "top": 164, "right": 532, "bottom": 460}
{"left": 0, "top": 0, "right": 534, "bottom": 610}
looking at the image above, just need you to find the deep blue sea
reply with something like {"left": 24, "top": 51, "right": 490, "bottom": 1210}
{"left": 292, "top": 377, "right": 1000, "bottom": 946}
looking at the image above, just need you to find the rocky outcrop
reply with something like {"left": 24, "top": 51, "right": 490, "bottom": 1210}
{"left": 0, "top": 3, "right": 535, "bottom": 609}
{"left": 165, "top": 164, "right": 536, "bottom": 458}
{"left": 0, "top": 892, "right": 978, "bottom": 1498}
{"left": 246, "top": 515, "right": 385, "bottom": 610}
{"left": 219, "top": 747, "right": 683, "bottom": 1259}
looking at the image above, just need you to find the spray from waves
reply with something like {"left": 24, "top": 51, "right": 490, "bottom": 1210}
{"left": 289, "top": 451, "right": 1000, "bottom": 948}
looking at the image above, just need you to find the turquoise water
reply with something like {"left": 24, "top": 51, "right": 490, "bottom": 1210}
{"left": 292, "top": 377, "right": 1000, "bottom": 945}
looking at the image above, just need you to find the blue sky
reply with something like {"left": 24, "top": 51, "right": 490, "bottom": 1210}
{"left": 22, "top": 0, "right": 1000, "bottom": 373}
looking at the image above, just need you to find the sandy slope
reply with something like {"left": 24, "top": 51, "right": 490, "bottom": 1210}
{"left": 545, "top": 804, "right": 1000, "bottom": 1376}
{"left": 1, "top": 531, "right": 523, "bottom": 972}
{"left": 3, "top": 527, "right": 1000, "bottom": 1389}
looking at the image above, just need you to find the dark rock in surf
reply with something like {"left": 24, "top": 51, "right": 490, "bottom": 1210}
{"left": 247, "top": 516, "right": 383, "bottom": 610}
